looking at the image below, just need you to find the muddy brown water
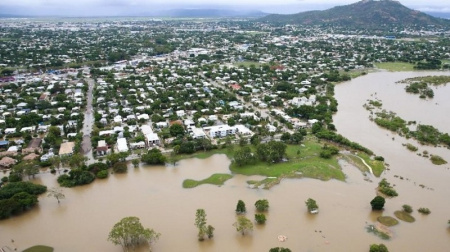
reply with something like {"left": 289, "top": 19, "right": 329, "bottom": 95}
{"left": 1, "top": 71, "right": 450, "bottom": 251}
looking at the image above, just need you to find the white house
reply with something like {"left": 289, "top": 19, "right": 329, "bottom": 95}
{"left": 117, "top": 138, "right": 129, "bottom": 152}
{"left": 204, "top": 125, "right": 235, "bottom": 138}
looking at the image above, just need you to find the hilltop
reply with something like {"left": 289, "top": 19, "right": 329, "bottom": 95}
{"left": 259, "top": 0, "right": 450, "bottom": 28}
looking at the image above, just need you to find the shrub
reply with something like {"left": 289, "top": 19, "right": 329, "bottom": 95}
{"left": 418, "top": 208, "right": 431, "bottom": 215}
{"left": 113, "top": 162, "right": 128, "bottom": 173}
{"left": 402, "top": 204, "right": 413, "bottom": 213}
{"left": 370, "top": 196, "right": 385, "bottom": 210}
{"left": 96, "top": 170, "right": 109, "bottom": 179}
{"left": 255, "top": 213, "right": 266, "bottom": 224}
{"left": 255, "top": 199, "right": 269, "bottom": 212}
{"left": 370, "top": 243, "right": 389, "bottom": 252}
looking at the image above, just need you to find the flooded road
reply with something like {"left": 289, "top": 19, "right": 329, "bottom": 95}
{"left": 1, "top": 71, "right": 450, "bottom": 251}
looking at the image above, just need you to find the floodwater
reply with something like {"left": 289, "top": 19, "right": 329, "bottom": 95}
{"left": 1, "top": 71, "right": 450, "bottom": 252}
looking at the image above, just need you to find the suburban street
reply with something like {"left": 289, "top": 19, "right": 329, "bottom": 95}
{"left": 81, "top": 77, "right": 95, "bottom": 165}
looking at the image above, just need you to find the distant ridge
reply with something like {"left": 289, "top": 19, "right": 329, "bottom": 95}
{"left": 259, "top": 0, "right": 450, "bottom": 28}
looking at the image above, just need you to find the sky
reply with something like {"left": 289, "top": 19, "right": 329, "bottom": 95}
{"left": 0, "top": 0, "right": 449, "bottom": 16}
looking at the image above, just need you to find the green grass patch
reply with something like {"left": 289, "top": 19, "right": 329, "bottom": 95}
{"left": 247, "top": 177, "right": 283, "bottom": 189}
{"left": 357, "top": 152, "right": 385, "bottom": 177}
{"left": 430, "top": 155, "right": 447, "bottom": 165}
{"left": 394, "top": 211, "right": 416, "bottom": 223}
{"left": 377, "top": 216, "right": 399, "bottom": 227}
{"left": 375, "top": 62, "right": 415, "bottom": 71}
{"left": 23, "top": 245, "right": 54, "bottom": 252}
{"left": 404, "top": 143, "right": 418, "bottom": 152}
{"left": 233, "top": 61, "right": 261, "bottom": 68}
{"left": 230, "top": 139, "right": 346, "bottom": 181}
{"left": 182, "top": 173, "right": 233, "bottom": 188}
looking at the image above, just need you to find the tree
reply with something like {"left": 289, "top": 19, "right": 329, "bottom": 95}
{"left": 233, "top": 216, "right": 253, "bottom": 235}
{"left": 234, "top": 146, "right": 255, "bottom": 166}
{"left": 195, "top": 209, "right": 207, "bottom": 241}
{"left": 141, "top": 148, "right": 167, "bottom": 165}
{"left": 131, "top": 159, "right": 139, "bottom": 168}
{"left": 370, "top": 196, "right": 386, "bottom": 210}
{"left": 206, "top": 225, "right": 215, "bottom": 239}
{"left": 255, "top": 199, "right": 269, "bottom": 212}
{"left": 236, "top": 200, "right": 246, "bottom": 214}
{"left": 255, "top": 213, "right": 266, "bottom": 224}
{"left": 108, "top": 216, "right": 160, "bottom": 252}
{"left": 305, "top": 198, "right": 319, "bottom": 213}
{"left": 169, "top": 124, "right": 185, "bottom": 137}
{"left": 47, "top": 187, "right": 65, "bottom": 204}
{"left": 69, "top": 153, "right": 87, "bottom": 168}
{"left": 402, "top": 204, "right": 413, "bottom": 213}
{"left": 369, "top": 243, "right": 389, "bottom": 252}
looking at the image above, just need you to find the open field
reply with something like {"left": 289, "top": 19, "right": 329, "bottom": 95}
{"left": 374, "top": 62, "right": 415, "bottom": 71}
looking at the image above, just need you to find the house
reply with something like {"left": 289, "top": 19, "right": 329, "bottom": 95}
{"left": 204, "top": 125, "right": 235, "bottom": 138}
{"left": 190, "top": 127, "right": 206, "bottom": 139}
{"left": 176, "top": 110, "right": 186, "bottom": 117}
{"left": 130, "top": 141, "right": 146, "bottom": 149}
{"left": 40, "top": 152, "right": 55, "bottom": 162}
{"left": 117, "top": 138, "right": 129, "bottom": 152}
{"left": 59, "top": 142, "right": 75, "bottom": 156}
{"left": 0, "top": 141, "right": 9, "bottom": 149}
{"left": 4, "top": 128, "right": 16, "bottom": 135}
{"left": 96, "top": 140, "right": 109, "bottom": 156}
{"left": 0, "top": 156, "right": 17, "bottom": 168}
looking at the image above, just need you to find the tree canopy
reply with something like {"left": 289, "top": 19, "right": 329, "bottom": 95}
{"left": 108, "top": 216, "right": 160, "bottom": 252}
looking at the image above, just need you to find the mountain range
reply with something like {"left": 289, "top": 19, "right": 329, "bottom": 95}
{"left": 259, "top": 0, "right": 450, "bottom": 28}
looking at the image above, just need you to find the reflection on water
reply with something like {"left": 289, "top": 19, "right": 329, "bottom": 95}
{"left": 1, "top": 72, "right": 450, "bottom": 251}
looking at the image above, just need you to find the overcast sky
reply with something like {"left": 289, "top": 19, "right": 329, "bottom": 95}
{"left": 1, "top": 0, "right": 448, "bottom": 16}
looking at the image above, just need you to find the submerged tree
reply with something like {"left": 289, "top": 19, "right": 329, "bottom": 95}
{"left": 206, "top": 225, "right": 215, "bottom": 239}
{"left": 47, "top": 187, "right": 65, "bottom": 204}
{"left": 370, "top": 196, "right": 386, "bottom": 210}
{"left": 236, "top": 200, "right": 246, "bottom": 214}
{"left": 255, "top": 199, "right": 269, "bottom": 212}
{"left": 305, "top": 198, "right": 319, "bottom": 213}
{"left": 195, "top": 209, "right": 207, "bottom": 241}
{"left": 233, "top": 216, "right": 253, "bottom": 236}
{"left": 108, "top": 216, "right": 160, "bottom": 252}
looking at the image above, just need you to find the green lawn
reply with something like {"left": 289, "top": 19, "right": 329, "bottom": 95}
{"left": 230, "top": 139, "right": 346, "bottom": 182}
{"left": 23, "top": 245, "right": 54, "bottom": 252}
{"left": 182, "top": 173, "right": 233, "bottom": 188}
{"left": 374, "top": 62, "right": 415, "bottom": 71}
{"left": 233, "top": 61, "right": 261, "bottom": 68}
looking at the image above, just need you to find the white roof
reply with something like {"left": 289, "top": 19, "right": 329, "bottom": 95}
{"left": 117, "top": 138, "right": 129, "bottom": 152}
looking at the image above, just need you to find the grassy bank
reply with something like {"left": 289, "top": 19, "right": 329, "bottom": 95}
{"left": 183, "top": 173, "right": 233, "bottom": 188}
{"left": 375, "top": 62, "right": 415, "bottom": 71}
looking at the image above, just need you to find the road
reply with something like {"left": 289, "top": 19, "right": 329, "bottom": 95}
{"left": 81, "top": 78, "right": 95, "bottom": 165}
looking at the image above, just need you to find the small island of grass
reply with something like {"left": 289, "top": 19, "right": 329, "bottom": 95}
{"left": 377, "top": 216, "right": 399, "bottom": 227}
{"left": 430, "top": 155, "right": 447, "bottom": 165}
{"left": 394, "top": 210, "right": 416, "bottom": 223}
{"left": 23, "top": 245, "right": 54, "bottom": 252}
{"left": 183, "top": 174, "right": 233, "bottom": 188}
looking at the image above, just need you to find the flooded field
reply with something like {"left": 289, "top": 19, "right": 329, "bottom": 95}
{"left": 1, "top": 71, "right": 450, "bottom": 251}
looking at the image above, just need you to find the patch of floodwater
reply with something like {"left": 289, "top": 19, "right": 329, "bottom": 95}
{"left": 338, "top": 159, "right": 373, "bottom": 184}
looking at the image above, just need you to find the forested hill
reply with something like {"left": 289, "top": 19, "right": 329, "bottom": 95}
{"left": 259, "top": 0, "right": 450, "bottom": 28}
